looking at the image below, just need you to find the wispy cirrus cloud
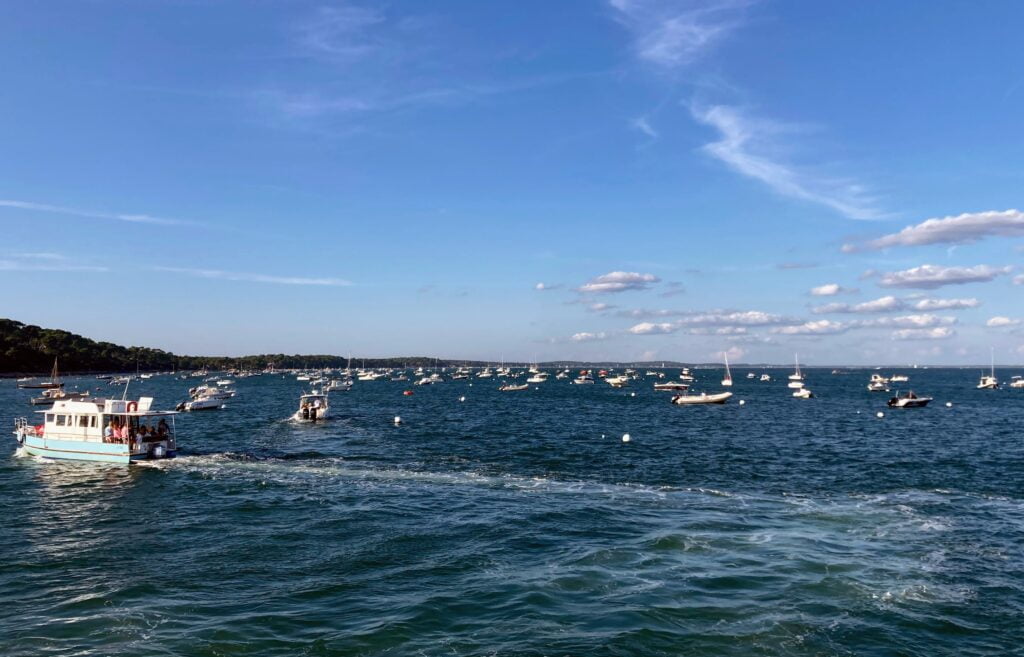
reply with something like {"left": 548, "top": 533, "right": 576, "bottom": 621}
{"left": 535, "top": 282, "right": 562, "bottom": 291}
{"left": 628, "top": 309, "right": 795, "bottom": 334}
{"left": 154, "top": 266, "right": 352, "bottom": 287}
{"left": 0, "top": 199, "right": 195, "bottom": 226}
{"left": 843, "top": 209, "right": 1024, "bottom": 252}
{"left": 691, "top": 105, "right": 882, "bottom": 220}
{"left": 877, "top": 264, "right": 1011, "bottom": 289}
{"left": 578, "top": 271, "right": 660, "bottom": 294}
{"left": 0, "top": 252, "right": 108, "bottom": 273}
{"left": 609, "top": 0, "right": 750, "bottom": 69}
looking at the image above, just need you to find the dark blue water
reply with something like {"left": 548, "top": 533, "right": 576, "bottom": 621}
{"left": 1, "top": 369, "right": 1022, "bottom": 656}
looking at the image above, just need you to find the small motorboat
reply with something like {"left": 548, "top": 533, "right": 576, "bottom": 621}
{"left": 292, "top": 392, "right": 329, "bottom": 422}
{"left": 670, "top": 391, "right": 732, "bottom": 405}
{"left": 653, "top": 381, "right": 689, "bottom": 391}
{"left": 605, "top": 375, "right": 629, "bottom": 388}
{"left": 887, "top": 391, "right": 932, "bottom": 408}
{"left": 792, "top": 387, "right": 814, "bottom": 399}
{"left": 499, "top": 383, "right": 529, "bottom": 391}
{"left": 573, "top": 374, "right": 595, "bottom": 385}
{"left": 526, "top": 372, "right": 549, "bottom": 384}
{"left": 326, "top": 379, "right": 352, "bottom": 392}
{"left": 30, "top": 388, "right": 90, "bottom": 405}
{"left": 759, "top": 373, "right": 771, "bottom": 382}
{"left": 889, "top": 374, "right": 909, "bottom": 382}
{"left": 177, "top": 397, "right": 223, "bottom": 411}
{"left": 977, "top": 350, "right": 999, "bottom": 389}
{"left": 1010, "top": 376, "right": 1024, "bottom": 389}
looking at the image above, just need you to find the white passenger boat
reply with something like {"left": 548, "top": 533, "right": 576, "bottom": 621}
{"left": 13, "top": 397, "right": 178, "bottom": 464}
{"left": 292, "top": 392, "right": 329, "bottom": 422}
{"left": 670, "top": 391, "right": 732, "bottom": 405}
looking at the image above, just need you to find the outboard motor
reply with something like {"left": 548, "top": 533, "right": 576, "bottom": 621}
{"left": 302, "top": 407, "right": 310, "bottom": 420}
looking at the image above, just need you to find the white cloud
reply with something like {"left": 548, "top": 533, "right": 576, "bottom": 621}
{"left": 154, "top": 266, "right": 352, "bottom": 287}
{"left": 571, "top": 331, "right": 609, "bottom": 342}
{"left": 911, "top": 297, "right": 980, "bottom": 311}
{"left": 892, "top": 327, "right": 955, "bottom": 341}
{"left": 721, "top": 345, "right": 747, "bottom": 360}
{"left": 0, "top": 199, "right": 193, "bottom": 226}
{"left": 609, "top": 0, "right": 747, "bottom": 69}
{"left": 629, "top": 321, "right": 676, "bottom": 335}
{"left": 1014, "top": 274, "right": 1024, "bottom": 285}
{"left": 295, "top": 5, "right": 388, "bottom": 61}
{"left": 878, "top": 264, "right": 1010, "bottom": 289}
{"left": 772, "top": 320, "right": 847, "bottom": 335}
{"left": 535, "top": 282, "right": 561, "bottom": 291}
{"left": 810, "top": 283, "right": 841, "bottom": 296}
{"left": 578, "top": 271, "right": 660, "bottom": 294}
{"left": 856, "top": 314, "right": 956, "bottom": 329}
{"left": 812, "top": 295, "right": 902, "bottom": 314}
{"left": 986, "top": 316, "right": 1021, "bottom": 328}
{"left": 844, "top": 209, "right": 1024, "bottom": 251}
{"left": 691, "top": 105, "right": 881, "bottom": 220}
{"left": 0, "top": 253, "right": 108, "bottom": 273}
{"left": 588, "top": 302, "right": 614, "bottom": 312}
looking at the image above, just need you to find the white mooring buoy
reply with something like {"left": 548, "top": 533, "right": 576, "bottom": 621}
{"left": 876, "top": 411, "right": 884, "bottom": 419}
{"left": 622, "top": 433, "right": 631, "bottom": 443}
{"left": 739, "top": 399, "right": 746, "bottom": 406}
{"left": 946, "top": 402, "right": 953, "bottom": 408}
{"left": 459, "top": 396, "right": 466, "bottom": 402}
{"left": 394, "top": 416, "right": 402, "bottom": 425}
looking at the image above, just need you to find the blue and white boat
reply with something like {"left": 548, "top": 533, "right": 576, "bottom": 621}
{"left": 13, "top": 397, "right": 179, "bottom": 464}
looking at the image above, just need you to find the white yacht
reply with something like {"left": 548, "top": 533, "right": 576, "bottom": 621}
{"left": 1008, "top": 376, "right": 1024, "bottom": 389}
{"left": 292, "top": 391, "right": 329, "bottom": 422}
{"left": 526, "top": 372, "right": 549, "bottom": 384}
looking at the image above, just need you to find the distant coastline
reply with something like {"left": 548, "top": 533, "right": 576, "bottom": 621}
{"left": 1, "top": 318, "right": 1016, "bottom": 376}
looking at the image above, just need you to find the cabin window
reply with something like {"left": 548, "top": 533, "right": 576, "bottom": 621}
{"left": 55, "top": 415, "right": 67, "bottom": 426}
{"left": 90, "top": 416, "right": 98, "bottom": 428}
{"left": 46, "top": 414, "right": 55, "bottom": 423}
{"left": 79, "top": 416, "right": 89, "bottom": 427}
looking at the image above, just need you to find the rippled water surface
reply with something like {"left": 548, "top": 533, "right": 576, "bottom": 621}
{"left": 1, "top": 369, "right": 1022, "bottom": 656}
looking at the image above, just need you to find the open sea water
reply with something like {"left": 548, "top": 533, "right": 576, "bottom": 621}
{"left": 1, "top": 368, "right": 1022, "bottom": 656}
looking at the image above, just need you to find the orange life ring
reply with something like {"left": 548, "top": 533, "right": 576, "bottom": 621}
{"left": 126, "top": 401, "right": 138, "bottom": 413}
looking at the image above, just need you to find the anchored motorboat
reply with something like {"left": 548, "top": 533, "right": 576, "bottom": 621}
{"left": 792, "top": 387, "right": 814, "bottom": 399}
{"left": 13, "top": 397, "right": 178, "bottom": 463}
{"left": 526, "top": 372, "right": 549, "bottom": 384}
{"left": 30, "top": 387, "right": 91, "bottom": 406}
{"left": 887, "top": 390, "right": 932, "bottom": 408}
{"left": 292, "top": 391, "right": 329, "bottom": 422}
{"left": 605, "top": 375, "right": 629, "bottom": 388}
{"left": 977, "top": 350, "right": 999, "bottom": 389}
{"left": 654, "top": 381, "right": 689, "bottom": 391}
{"left": 1010, "top": 376, "right": 1024, "bottom": 389}
{"left": 670, "top": 391, "right": 732, "bottom": 405}
{"left": 499, "top": 383, "right": 529, "bottom": 391}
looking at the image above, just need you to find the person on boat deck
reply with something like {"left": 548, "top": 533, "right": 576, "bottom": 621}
{"left": 138, "top": 425, "right": 150, "bottom": 441}
{"left": 104, "top": 422, "right": 114, "bottom": 442}
{"left": 157, "top": 419, "right": 169, "bottom": 437}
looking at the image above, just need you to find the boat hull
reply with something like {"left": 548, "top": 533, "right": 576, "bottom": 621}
{"left": 18, "top": 434, "right": 175, "bottom": 464}
{"left": 671, "top": 392, "right": 733, "bottom": 405}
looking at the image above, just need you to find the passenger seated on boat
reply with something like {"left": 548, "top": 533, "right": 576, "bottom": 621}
{"left": 138, "top": 426, "right": 150, "bottom": 441}
{"left": 157, "top": 419, "right": 169, "bottom": 438}
{"left": 104, "top": 423, "right": 115, "bottom": 442}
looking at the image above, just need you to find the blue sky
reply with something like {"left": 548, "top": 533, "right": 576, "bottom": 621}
{"left": 2, "top": 0, "right": 1023, "bottom": 364}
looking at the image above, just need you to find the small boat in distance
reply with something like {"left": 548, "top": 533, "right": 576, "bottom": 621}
{"left": 653, "top": 381, "right": 689, "bottom": 391}
{"left": 18, "top": 357, "right": 65, "bottom": 389}
{"left": 670, "top": 391, "right": 732, "bottom": 405}
{"left": 867, "top": 373, "right": 889, "bottom": 392}
{"left": 792, "top": 387, "right": 814, "bottom": 399}
{"left": 605, "top": 375, "right": 629, "bottom": 388}
{"left": 887, "top": 390, "right": 932, "bottom": 408}
{"left": 499, "top": 383, "right": 529, "bottom": 391}
{"left": 1010, "top": 376, "right": 1024, "bottom": 389}
{"left": 721, "top": 352, "right": 733, "bottom": 387}
{"left": 977, "top": 349, "right": 999, "bottom": 389}
{"left": 788, "top": 355, "right": 804, "bottom": 383}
